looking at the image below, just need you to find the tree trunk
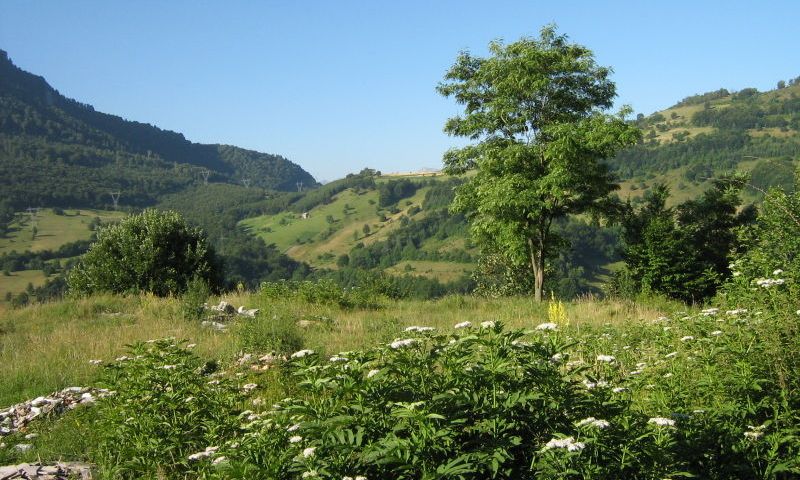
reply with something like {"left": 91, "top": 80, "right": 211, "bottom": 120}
{"left": 528, "top": 237, "right": 545, "bottom": 301}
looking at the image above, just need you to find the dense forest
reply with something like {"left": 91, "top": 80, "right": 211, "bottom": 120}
{"left": 0, "top": 50, "right": 317, "bottom": 209}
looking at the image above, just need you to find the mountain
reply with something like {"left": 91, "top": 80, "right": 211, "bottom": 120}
{"left": 0, "top": 49, "right": 317, "bottom": 209}
{"left": 610, "top": 80, "right": 800, "bottom": 204}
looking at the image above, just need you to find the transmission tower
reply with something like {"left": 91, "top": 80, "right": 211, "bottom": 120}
{"left": 110, "top": 191, "right": 121, "bottom": 210}
{"left": 296, "top": 181, "right": 304, "bottom": 192}
{"left": 200, "top": 169, "right": 211, "bottom": 185}
{"left": 242, "top": 179, "right": 251, "bottom": 188}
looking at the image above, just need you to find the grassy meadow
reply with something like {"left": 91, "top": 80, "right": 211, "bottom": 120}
{"left": 0, "top": 208, "right": 124, "bottom": 255}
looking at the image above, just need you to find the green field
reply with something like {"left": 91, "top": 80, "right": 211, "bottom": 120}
{"left": 0, "top": 269, "right": 50, "bottom": 301}
{"left": 384, "top": 260, "right": 473, "bottom": 282}
{"left": 0, "top": 208, "right": 125, "bottom": 254}
{"left": 240, "top": 180, "right": 434, "bottom": 268}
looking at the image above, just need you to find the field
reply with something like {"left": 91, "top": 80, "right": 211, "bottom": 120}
{"left": 384, "top": 260, "right": 473, "bottom": 282}
{"left": 0, "top": 283, "right": 796, "bottom": 477}
{"left": 240, "top": 180, "right": 436, "bottom": 268}
{"left": 0, "top": 208, "right": 125, "bottom": 254}
{"left": 0, "top": 269, "right": 51, "bottom": 302}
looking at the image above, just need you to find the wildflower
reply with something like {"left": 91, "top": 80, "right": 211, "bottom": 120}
{"left": 367, "top": 369, "right": 381, "bottom": 378}
{"left": 161, "top": 365, "right": 177, "bottom": 370}
{"left": 115, "top": 356, "right": 131, "bottom": 362}
{"left": 212, "top": 456, "right": 227, "bottom": 465}
{"left": 663, "top": 373, "right": 673, "bottom": 378}
{"left": 544, "top": 437, "right": 585, "bottom": 451}
{"left": 680, "top": 336, "right": 694, "bottom": 342}
{"left": 390, "top": 338, "right": 417, "bottom": 349}
{"left": 732, "top": 271, "right": 741, "bottom": 276}
{"left": 454, "top": 321, "right": 472, "bottom": 329}
{"left": 289, "top": 435, "right": 303, "bottom": 443}
{"left": 612, "top": 387, "right": 627, "bottom": 393}
{"left": 480, "top": 320, "right": 496, "bottom": 329}
{"left": 287, "top": 424, "right": 301, "bottom": 432}
{"left": 536, "top": 322, "right": 558, "bottom": 331}
{"left": 302, "top": 471, "right": 318, "bottom": 478}
{"left": 629, "top": 370, "right": 642, "bottom": 375}
{"left": 665, "top": 351, "right": 678, "bottom": 359}
{"left": 710, "top": 330, "right": 723, "bottom": 336}
{"left": 242, "top": 383, "right": 258, "bottom": 393}
{"left": 302, "top": 447, "right": 316, "bottom": 458}
{"left": 188, "top": 446, "right": 219, "bottom": 461}
{"left": 291, "top": 349, "right": 315, "bottom": 358}
{"left": 550, "top": 353, "right": 564, "bottom": 363}
{"left": 329, "top": 356, "right": 348, "bottom": 362}
{"left": 636, "top": 362, "right": 647, "bottom": 368}
{"left": 773, "top": 269, "right": 784, "bottom": 276}
{"left": 726, "top": 309, "right": 747, "bottom": 316}
{"left": 404, "top": 326, "right": 435, "bottom": 332}
{"left": 596, "top": 354, "right": 615, "bottom": 363}
{"left": 576, "top": 417, "right": 610, "bottom": 429}
{"left": 186, "top": 343, "right": 197, "bottom": 349}
{"left": 648, "top": 417, "right": 676, "bottom": 427}
{"left": 583, "top": 379, "right": 608, "bottom": 389}
{"left": 88, "top": 359, "right": 102, "bottom": 365}
{"left": 755, "top": 278, "right": 784, "bottom": 288}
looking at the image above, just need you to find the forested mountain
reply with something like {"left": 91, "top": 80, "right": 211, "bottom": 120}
{"left": 0, "top": 49, "right": 317, "bottom": 209}
{"left": 610, "top": 79, "right": 800, "bottom": 203}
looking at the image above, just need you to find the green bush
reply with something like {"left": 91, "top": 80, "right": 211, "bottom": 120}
{"left": 216, "top": 323, "right": 673, "bottom": 479}
{"left": 181, "top": 275, "right": 212, "bottom": 320}
{"left": 93, "top": 339, "right": 242, "bottom": 479}
{"left": 68, "top": 209, "right": 221, "bottom": 297}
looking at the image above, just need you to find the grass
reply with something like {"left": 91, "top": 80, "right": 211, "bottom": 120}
{"left": 240, "top": 184, "right": 434, "bottom": 269}
{"left": 384, "top": 260, "right": 473, "bottom": 282}
{"left": 0, "top": 269, "right": 50, "bottom": 300}
{"left": 0, "top": 291, "right": 684, "bottom": 408}
{"left": 0, "top": 208, "right": 125, "bottom": 254}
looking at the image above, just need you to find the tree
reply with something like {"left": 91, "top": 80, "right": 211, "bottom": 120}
{"left": 619, "top": 179, "right": 753, "bottom": 302}
{"left": 438, "top": 25, "right": 640, "bottom": 300}
{"left": 68, "top": 209, "right": 221, "bottom": 296}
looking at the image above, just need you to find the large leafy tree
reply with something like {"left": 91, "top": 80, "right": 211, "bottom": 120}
{"left": 438, "top": 26, "right": 640, "bottom": 300}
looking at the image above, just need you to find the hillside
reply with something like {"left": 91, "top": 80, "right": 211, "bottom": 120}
{"left": 612, "top": 81, "right": 800, "bottom": 204}
{"left": 0, "top": 50, "right": 317, "bottom": 209}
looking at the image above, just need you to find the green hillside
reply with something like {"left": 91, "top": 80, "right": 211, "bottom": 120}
{"left": 240, "top": 173, "right": 474, "bottom": 275}
{"left": 612, "top": 81, "right": 800, "bottom": 205}
{"left": 0, "top": 50, "right": 317, "bottom": 210}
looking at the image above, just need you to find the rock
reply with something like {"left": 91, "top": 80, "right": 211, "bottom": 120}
{"left": 13, "top": 443, "right": 32, "bottom": 452}
{"left": 0, "top": 387, "right": 112, "bottom": 437}
{"left": 0, "top": 462, "right": 93, "bottom": 480}
{"left": 237, "top": 306, "right": 259, "bottom": 318}
{"left": 209, "top": 301, "right": 236, "bottom": 314}
{"left": 201, "top": 321, "right": 228, "bottom": 331}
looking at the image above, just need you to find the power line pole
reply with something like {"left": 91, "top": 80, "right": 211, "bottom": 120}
{"left": 200, "top": 169, "right": 211, "bottom": 185}
{"left": 242, "top": 179, "right": 251, "bottom": 188}
{"left": 110, "top": 191, "right": 121, "bottom": 210}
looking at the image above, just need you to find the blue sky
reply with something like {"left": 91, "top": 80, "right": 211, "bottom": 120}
{"left": 2, "top": 1, "right": 799, "bottom": 182}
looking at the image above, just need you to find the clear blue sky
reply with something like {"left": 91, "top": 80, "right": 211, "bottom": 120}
{"left": 2, "top": 1, "right": 799, "bottom": 182}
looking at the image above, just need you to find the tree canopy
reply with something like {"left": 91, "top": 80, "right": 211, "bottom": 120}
{"left": 438, "top": 25, "right": 640, "bottom": 300}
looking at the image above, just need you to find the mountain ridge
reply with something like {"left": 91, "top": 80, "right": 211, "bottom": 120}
{"left": 0, "top": 49, "right": 317, "bottom": 208}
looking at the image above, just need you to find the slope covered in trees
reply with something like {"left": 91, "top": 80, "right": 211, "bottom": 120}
{"left": 0, "top": 50, "right": 317, "bottom": 209}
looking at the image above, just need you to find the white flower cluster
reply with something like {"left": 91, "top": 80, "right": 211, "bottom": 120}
{"left": 755, "top": 278, "right": 785, "bottom": 288}
{"left": 329, "top": 356, "right": 348, "bottom": 362}
{"left": 454, "top": 321, "right": 472, "bottom": 329}
{"left": 480, "top": 320, "right": 496, "bottom": 329}
{"left": 726, "top": 308, "right": 748, "bottom": 316}
{"left": 289, "top": 435, "right": 303, "bottom": 443}
{"left": 680, "top": 336, "right": 694, "bottom": 342}
{"left": 404, "top": 326, "right": 435, "bottom": 332}
{"left": 700, "top": 308, "right": 719, "bottom": 316}
{"left": 648, "top": 417, "right": 676, "bottom": 427}
{"left": 576, "top": 417, "right": 610, "bottom": 429}
{"left": 242, "top": 383, "right": 258, "bottom": 393}
{"left": 596, "top": 354, "right": 615, "bottom": 363}
{"left": 544, "top": 436, "right": 585, "bottom": 451}
{"left": 188, "top": 445, "right": 219, "bottom": 461}
{"left": 367, "top": 369, "right": 381, "bottom": 378}
{"left": 342, "top": 476, "right": 368, "bottom": 480}
{"left": 583, "top": 379, "right": 608, "bottom": 389}
{"left": 302, "top": 447, "right": 316, "bottom": 458}
{"left": 390, "top": 338, "right": 418, "bottom": 349}
{"left": 744, "top": 424, "right": 766, "bottom": 440}
{"left": 291, "top": 349, "right": 315, "bottom": 358}
{"left": 536, "top": 322, "right": 558, "bottom": 331}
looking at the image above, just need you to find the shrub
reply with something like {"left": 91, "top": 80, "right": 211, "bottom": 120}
{"left": 217, "top": 323, "right": 673, "bottom": 479}
{"left": 93, "top": 339, "right": 242, "bottom": 479}
{"left": 68, "top": 209, "right": 221, "bottom": 297}
{"left": 181, "top": 275, "right": 212, "bottom": 320}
